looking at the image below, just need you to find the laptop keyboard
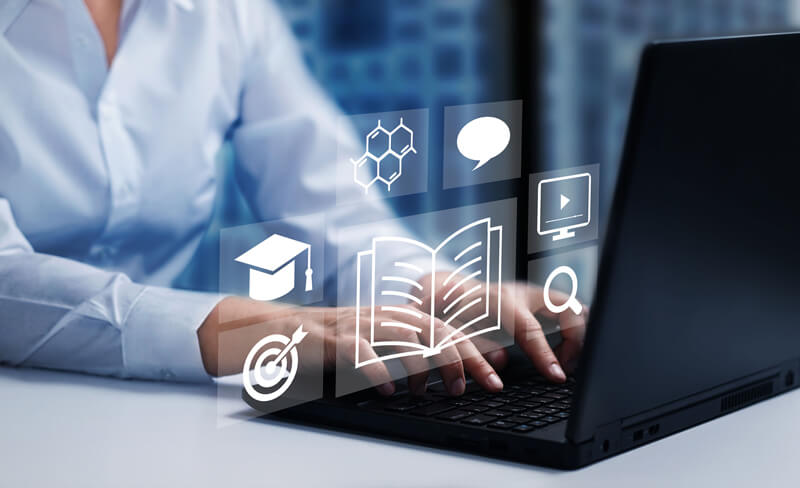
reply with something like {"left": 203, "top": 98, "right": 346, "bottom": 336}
{"left": 368, "top": 377, "right": 575, "bottom": 433}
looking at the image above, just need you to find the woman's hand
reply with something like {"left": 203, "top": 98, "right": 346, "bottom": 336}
{"left": 197, "top": 275, "right": 588, "bottom": 398}
{"left": 413, "top": 273, "right": 588, "bottom": 383}
{"left": 197, "top": 296, "right": 505, "bottom": 397}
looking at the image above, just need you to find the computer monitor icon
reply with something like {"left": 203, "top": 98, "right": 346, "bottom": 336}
{"left": 537, "top": 173, "right": 591, "bottom": 241}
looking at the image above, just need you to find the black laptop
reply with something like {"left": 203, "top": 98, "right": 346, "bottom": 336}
{"left": 257, "top": 33, "right": 800, "bottom": 469}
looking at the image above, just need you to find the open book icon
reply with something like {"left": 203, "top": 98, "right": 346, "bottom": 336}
{"left": 354, "top": 218, "right": 503, "bottom": 368}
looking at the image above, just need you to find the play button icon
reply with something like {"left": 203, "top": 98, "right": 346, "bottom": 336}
{"left": 560, "top": 194, "right": 570, "bottom": 210}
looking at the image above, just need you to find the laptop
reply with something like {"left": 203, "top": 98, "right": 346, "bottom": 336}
{"left": 255, "top": 33, "right": 800, "bottom": 469}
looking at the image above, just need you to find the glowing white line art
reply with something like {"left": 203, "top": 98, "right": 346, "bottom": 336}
{"left": 381, "top": 290, "right": 423, "bottom": 305}
{"left": 351, "top": 118, "right": 417, "bottom": 193}
{"left": 443, "top": 270, "right": 482, "bottom": 302}
{"left": 537, "top": 172, "right": 591, "bottom": 242}
{"left": 444, "top": 256, "right": 483, "bottom": 286}
{"left": 454, "top": 241, "right": 482, "bottom": 262}
{"left": 381, "top": 275, "right": 424, "bottom": 291}
{"left": 543, "top": 265, "right": 583, "bottom": 315}
{"left": 354, "top": 218, "right": 503, "bottom": 368}
{"left": 380, "top": 321, "right": 423, "bottom": 333}
{"left": 380, "top": 306, "right": 424, "bottom": 319}
{"left": 442, "top": 283, "right": 483, "bottom": 316}
{"left": 242, "top": 324, "right": 308, "bottom": 404}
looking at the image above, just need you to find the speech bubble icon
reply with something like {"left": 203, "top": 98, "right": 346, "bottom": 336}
{"left": 456, "top": 116, "right": 511, "bottom": 171}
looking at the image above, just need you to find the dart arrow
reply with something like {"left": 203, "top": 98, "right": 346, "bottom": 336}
{"left": 266, "top": 324, "right": 308, "bottom": 371}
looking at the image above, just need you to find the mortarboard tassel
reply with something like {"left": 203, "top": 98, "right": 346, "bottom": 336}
{"left": 305, "top": 245, "right": 313, "bottom": 292}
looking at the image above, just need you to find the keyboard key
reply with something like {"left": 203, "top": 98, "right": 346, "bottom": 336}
{"left": 463, "top": 405, "right": 489, "bottom": 413}
{"left": 506, "top": 416, "right": 531, "bottom": 424}
{"left": 478, "top": 401, "right": 505, "bottom": 408}
{"left": 499, "top": 405, "right": 526, "bottom": 413}
{"left": 485, "top": 410, "right": 511, "bottom": 418}
{"left": 437, "top": 410, "right": 472, "bottom": 422}
{"left": 463, "top": 394, "right": 486, "bottom": 402}
{"left": 411, "top": 403, "right": 454, "bottom": 417}
{"left": 447, "top": 399, "right": 472, "bottom": 407}
{"left": 555, "top": 411, "right": 571, "bottom": 419}
{"left": 521, "top": 411, "right": 544, "bottom": 420}
{"left": 487, "top": 420, "right": 518, "bottom": 430}
{"left": 543, "top": 393, "right": 566, "bottom": 400}
{"left": 530, "top": 420, "right": 549, "bottom": 427}
{"left": 541, "top": 415, "right": 561, "bottom": 423}
{"left": 516, "top": 401, "right": 544, "bottom": 409}
{"left": 461, "top": 414, "right": 494, "bottom": 426}
{"left": 512, "top": 424, "right": 537, "bottom": 433}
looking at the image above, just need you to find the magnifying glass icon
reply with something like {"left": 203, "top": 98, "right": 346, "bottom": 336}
{"left": 543, "top": 265, "right": 583, "bottom": 315}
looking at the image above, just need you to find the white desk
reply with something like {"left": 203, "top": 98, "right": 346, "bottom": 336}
{"left": 1, "top": 367, "right": 797, "bottom": 487}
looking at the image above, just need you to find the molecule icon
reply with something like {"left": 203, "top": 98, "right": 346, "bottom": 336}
{"left": 351, "top": 118, "right": 417, "bottom": 193}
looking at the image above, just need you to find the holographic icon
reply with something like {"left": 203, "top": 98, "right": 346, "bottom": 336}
{"left": 543, "top": 265, "right": 583, "bottom": 315}
{"left": 351, "top": 118, "right": 417, "bottom": 193}
{"left": 234, "top": 234, "right": 313, "bottom": 301}
{"left": 456, "top": 116, "right": 511, "bottom": 171}
{"left": 354, "top": 218, "right": 503, "bottom": 368}
{"left": 243, "top": 324, "right": 308, "bottom": 404}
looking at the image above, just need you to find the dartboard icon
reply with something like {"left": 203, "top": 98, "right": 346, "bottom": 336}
{"left": 243, "top": 325, "right": 308, "bottom": 403}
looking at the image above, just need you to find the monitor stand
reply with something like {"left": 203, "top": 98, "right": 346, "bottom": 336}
{"left": 552, "top": 228, "right": 576, "bottom": 241}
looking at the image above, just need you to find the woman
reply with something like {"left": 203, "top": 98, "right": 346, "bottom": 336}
{"left": 0, "top": 0, "right": 584, "bottom": 396}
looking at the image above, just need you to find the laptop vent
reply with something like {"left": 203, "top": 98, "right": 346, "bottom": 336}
{"left": 720, "top": 381, "right": 773, "bottom": 413}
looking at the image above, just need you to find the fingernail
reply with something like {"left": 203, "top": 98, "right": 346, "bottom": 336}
{"left": 377, "top": 382, "right": 395, "bottom": 396}
{"left": 487, "top": 373, "right": 504, "bottom": 391}
{"left": 549, "top": 362, "right": 567, "bottom": 382}
{"left": 449, "top": 378, "right": 466, "bottom": 396}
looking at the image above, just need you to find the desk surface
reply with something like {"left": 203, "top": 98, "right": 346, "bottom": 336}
{"left": 1, "top": 367, "right": 797, "bottom": 487}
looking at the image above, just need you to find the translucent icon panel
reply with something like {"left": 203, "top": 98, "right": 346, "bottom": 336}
{"left": 443, "top": 100, "right": 523, "bottom": 189}
{"left": 526, "top": 246, "right": 598, "bottom": 346}
{"left": 215, "top": 311, "right": 324, "bottom": 425}
{"left": 336, "top": 108, "right": 429, "bottom": 203}
{"left": 528, "top": 164, "right": 600, "bottom": 253}
{"left": 333, "top": 198, "right": 518, "bottom": 397}
{"left": 219, "top": 214, "right": 327, "bottom": 323}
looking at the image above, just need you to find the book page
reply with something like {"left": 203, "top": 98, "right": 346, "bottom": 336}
{"left": 370, "top": 237, "right": 435, "bottom": 350}
{"left": 433, "top": 219, "right": 493, "bottom": 349}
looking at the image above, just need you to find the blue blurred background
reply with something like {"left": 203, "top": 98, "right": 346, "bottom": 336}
{"left": 177, "top": 0, "right": 800, "bottom": 293}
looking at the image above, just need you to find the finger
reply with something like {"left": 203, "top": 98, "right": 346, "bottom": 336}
{"left": 372, "top": 324, "right": 431, "bottom": 396}
{"left": 554, "top": 306, "right": 588, "bottom": 374}
{"left": 515, "top": 308, "right": 566, "bottom": 383}
{"left": 469, "top": 335, "right": 510, "bottom": 371}
{"left": 428, "top": 319, "right": 466, "bottom": 395}
{"left": 341, "top": 336, "right": 395, "bottom": 396}
{"left": 451, "top": 332, "right": 504, "bottom": 392}
{"left": 529, "top": 285, "right": 587, "bottom": 374}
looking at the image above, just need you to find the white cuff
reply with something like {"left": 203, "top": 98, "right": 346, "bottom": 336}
{"left": 122, "top": 286, "right": 223, "bottom": 382}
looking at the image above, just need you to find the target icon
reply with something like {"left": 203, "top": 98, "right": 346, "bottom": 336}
{"left": 243, "top": 324, "right": 308, "bottom": 403}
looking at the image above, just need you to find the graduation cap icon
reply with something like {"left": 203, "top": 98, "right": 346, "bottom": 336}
{"left": 235, "top": 234, "right": 313, "bottom": 301}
